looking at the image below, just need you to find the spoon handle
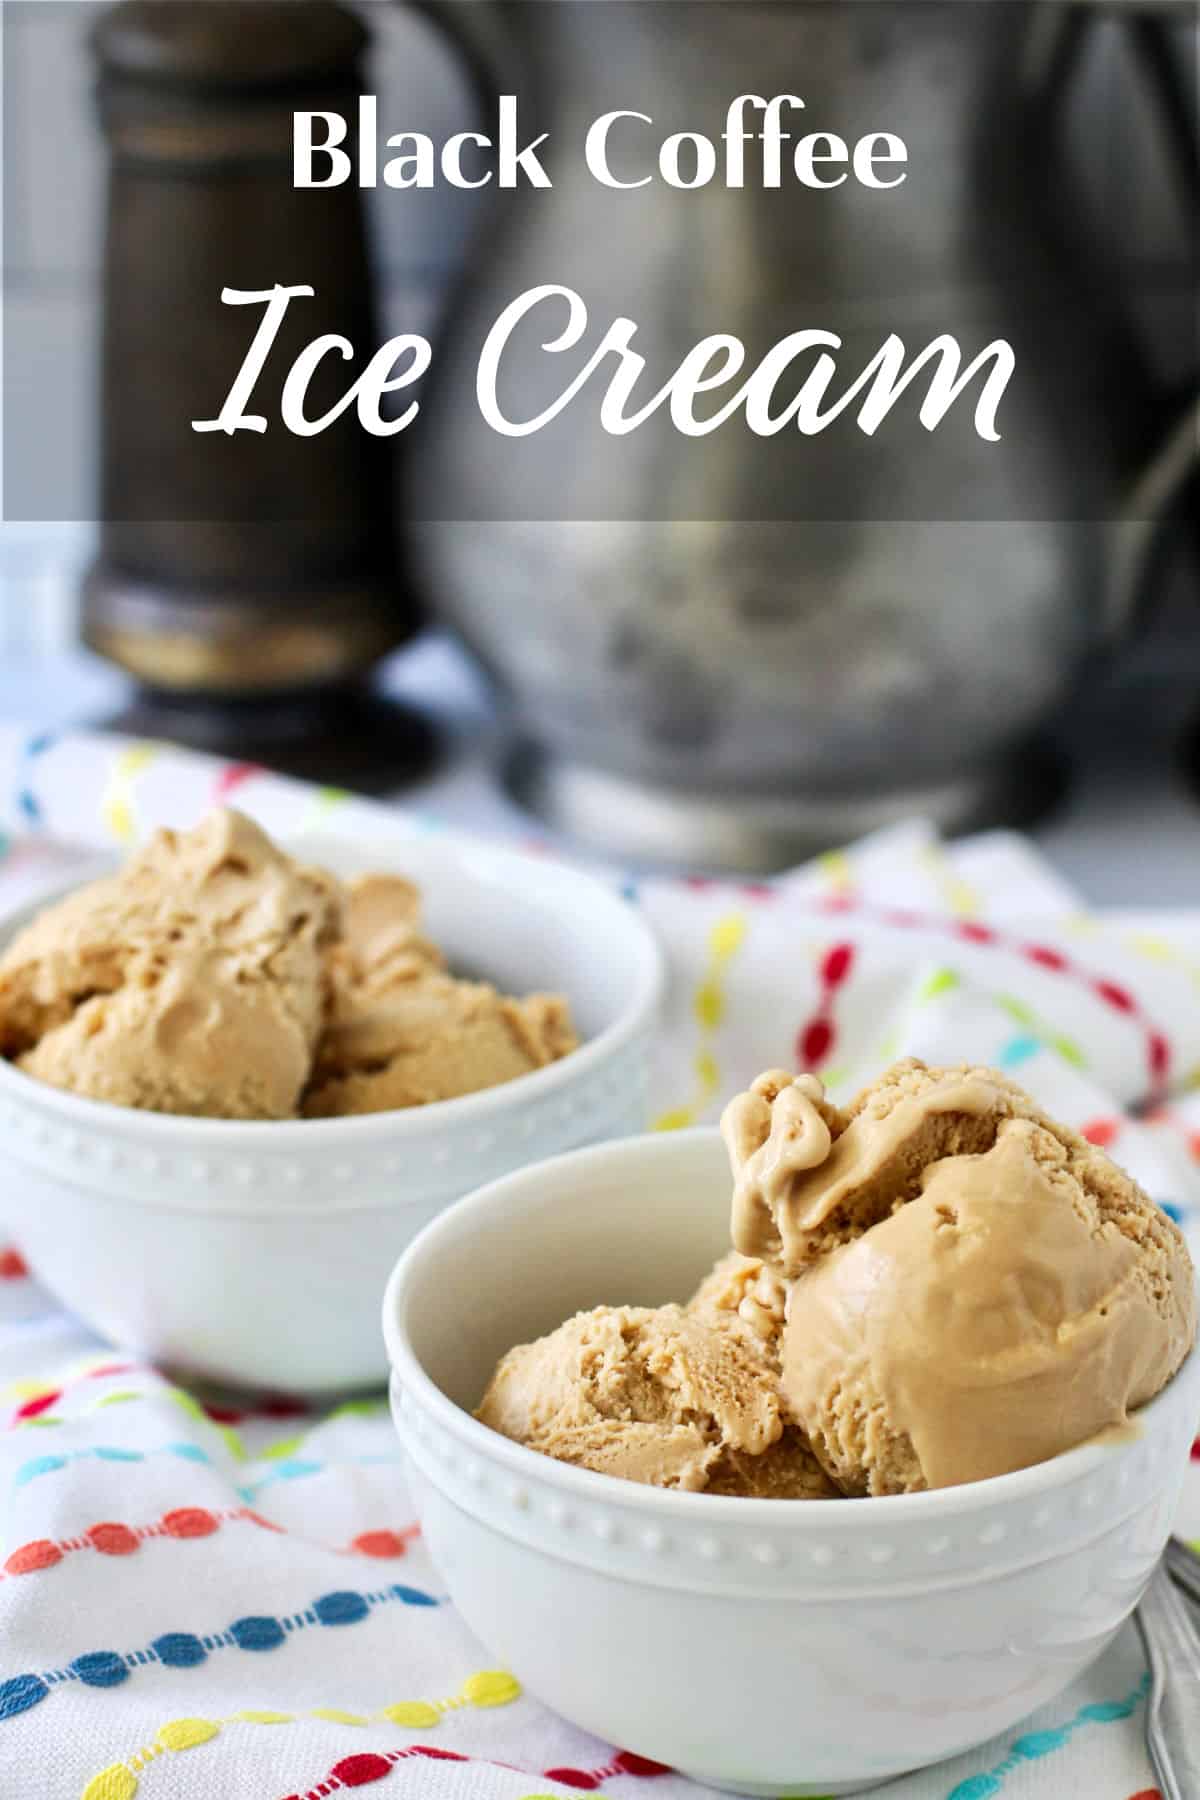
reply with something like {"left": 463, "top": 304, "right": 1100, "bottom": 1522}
{"left": 1136, "top": 1562, "right": 1200, "bottom": 1800}
{"left": 1165, "top": 1535, "right": 1200, "bottom": 1609}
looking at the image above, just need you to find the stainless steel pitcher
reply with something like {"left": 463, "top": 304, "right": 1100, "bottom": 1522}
{"left": 406, "top": 0, "right": 1198, "bottom": 867}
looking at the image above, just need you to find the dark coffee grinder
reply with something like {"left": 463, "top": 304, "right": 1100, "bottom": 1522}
{"left": 84, "top": 0, "right": 430, "bottom": 787}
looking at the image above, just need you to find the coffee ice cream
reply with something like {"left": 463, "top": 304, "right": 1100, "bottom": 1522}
{"left": 726, "top": 1061, "right": 1197, "bottom": 1495}
{"left": 0, "top": 810, "right": 339, "bottom": 1119}
{"left": 0, "top": 810, "right": 578, "bottom": 1121}
{"left": 476, "top": 1301, "right": 836, "bottom": 1498}
{"left": 304, "top": 873, "right": 576, "bottom": 1117}
{"left": 478, "top": 1060, "right": 1195, "bottom": 1499}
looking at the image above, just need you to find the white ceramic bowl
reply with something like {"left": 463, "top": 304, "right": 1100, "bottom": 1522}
{"left": 384, "top": 1129, "right": 1200, "bottom": 1798}
{"left": 0, "top": 830, "right": 662, "bottom": 1393}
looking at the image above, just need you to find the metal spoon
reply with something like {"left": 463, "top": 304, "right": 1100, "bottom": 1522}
{"left": 1165, "top": 1535, "right": 1200, "bottom": 1610}
{"left": 1136, "top": 1549, "right": 1200, "bottom": 1800}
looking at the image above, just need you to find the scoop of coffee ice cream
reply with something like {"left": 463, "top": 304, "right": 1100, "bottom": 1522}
{"left": 476, "top": 1302, "right": 836, "bottom": 1497}
{"left": 0, "top": 809, "right": 339, "bottom": 1119}
{"left": 720, "top": 1060, "right": 1197, "bottom": 1495}
{"left": 303, "top": 872, "right": 577, "bottom": 1116}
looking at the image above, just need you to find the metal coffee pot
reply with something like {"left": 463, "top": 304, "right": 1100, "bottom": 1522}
{"left": 407, "top": 0, "right": 1198, "bottom": 867}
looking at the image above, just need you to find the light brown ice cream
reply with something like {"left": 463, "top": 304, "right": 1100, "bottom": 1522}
{"left": 687, "top": 1250, "right": 788, "bottom": 1360}
{"left": 723, "top": 1063, "right": 1004, "bottom": 1277}
{"left": 302, "top": 872, "right": 577, "bottom": 1117}
{"left": 723, "top": 1060, "right": 1196, "bottom": 1496}
{"left": 0, "top": 812, "right": 579, "bottom": 1121}
{"left": 479, "top": 1057, "right": 1195, "bottom": 1501}
{"left": 475, "top": 1302, "right": 837, "bottom": 1498}
{"left": 0, "top": 809, "right": 339, "bottom": 1119}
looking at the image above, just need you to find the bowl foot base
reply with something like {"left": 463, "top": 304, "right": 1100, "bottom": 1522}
{"left": 678, "top": 1770, "right": 902, "bottom": 1796}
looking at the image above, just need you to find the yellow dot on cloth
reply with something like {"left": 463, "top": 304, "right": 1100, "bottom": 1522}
{"left": 234, "top": 1710, "right": 294, "bottom": 1725}
{"left": 311, "top": 1709, "right": 368, "bottom": 1726}
{"left": 694, "top": 981, "right": 723, "bottom": 1031}
{"left": 653, "top": 1107, "right": 694, "bottom": 1132}
{"left": 708, "top": 915, "right": 746, "bottom": 959}
{"left": 694, "top": 1049, "right": 719, "bottom": 1093}
{"left": 1128, "top": 933, "right": 1175, "bottom": 964}
{"left": 81, "top": 1767, "right": 138, "bottom": 1800}
{"left": 462, "top": 1671, "right": 521, "bottom": 1709}
{"left": 157, "top": 1718, "right": 220, "bottom": 1752}
{"left": 383, "top": 1701, "right": 441, "bottom": 1728}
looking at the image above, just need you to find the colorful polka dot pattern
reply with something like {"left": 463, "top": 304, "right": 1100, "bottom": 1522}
{"left": 14, "top": 729, "right": 57, "bottom": 825}
{"left": 815, "top": 895, "right": 1172, "bottom": 1101}
{"left": 0, "top": 1585, "right": 439, "bottom": 1720}
{"left": 276, "top": 1745, "right": 669, "bottom": 1800}
{"left": 80, "top": 1674, "right": 523, "bottom": 1800}
{"left": 100, "top": 744, "right": 160, "bottom": 844}
{"left": 654, "top": 913, "right": 748, "bottom": 1130}
{"left": 0, "top": 1508, "right": 417, "bottom": 1581}
{"left": 943, "top": 1675, "right": 1149, "bottom": 1799}
{"left": 795, "top": 940, "right": 855, "bottom": 1071}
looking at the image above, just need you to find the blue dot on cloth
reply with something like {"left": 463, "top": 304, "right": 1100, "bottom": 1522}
{"left": 71, "top": 1651, "right": 129, "bottom": 1688}
{"left": 230, "top": 1616, "right": 285, "bottom": 1652}
{"left": 15, "top": 1455, "right": 68, "bottom": 1487}
{"left": 1077, "top": 1699, "right": 1135, "bottom": 1723}
{"left": 1161, "top": 1201, "right": 1184, "bottom": 1223}
{"left": 95, "top": 1447, "right": 143, "bottom": 1463}
{"left": 390, "top": 1584, "right": 437, "bottom": 1607}
{"left": 152, "top": 1632, "right": 207, "bottom": 1668}
{"left": 167, "top": 1443, "right": 210, "bottom": 1463}
{"left": 0, "top": 1674, "right": 49, "bottom": 1719}
{"left": 1012, "top": 1729, "right": 1068, "bottom": 1759}
{"left": 946, "top": 1776, "right": 1002, "bottom": 1800}
{"left": 314, "top": 1591, "right": 369, "bottom": 1627}
{"left": 273, "top": 1458, "right": 322, "bottom": 1480}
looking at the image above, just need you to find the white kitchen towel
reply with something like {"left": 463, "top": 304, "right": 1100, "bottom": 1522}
{"left": 0, "top": 725, "right": 1197, "bottom": 1800}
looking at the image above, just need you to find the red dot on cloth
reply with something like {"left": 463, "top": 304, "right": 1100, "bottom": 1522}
{"left": 1126, "top": 1790, "right": 1164, "bottom": 1799}
{"left": 162, "top": 1507, "right": 218, "bottom": 1539}
{"left": 331, "top": 1754, "right": 393, "bottom": 1786}
{"left": 797, "top": 1018, "right": 834, "bottom": 1068}
{"left": 957, "top": 921, "right": 996, "bottom": 943}
{"left": 1189, "top": 1436, "right": 1199, "bottom": 1462}
{"left": 212, "top": 761, "right": 263, "bottom": 802}
{"left": 1024, "top": 943, "right": 1067, "bottom": 971}
{"left": 0, "top": 1249, "right": 29, "bottom": 1280}
{"left": 612, "top": 1751, "right": 673, "bottom": 1777}
{"left": 1081, "top": 1119, "right": 1120, "bottom": 1149}
{"left": 5, "top": 1540, "right": 62, "bottom": 1575}
{"left": 820, "top": 942, "right": 855, "bottom": 989}
{"left": 88, "top": 1522, "right": 139, "bottom": 1556}
{"left": 543, "top": 1771, "right": 599, "bottom": 1791}
{"left": 350, "top": 1531, "right": 408, "bottom": 1559}
{"left": 15, "top": 1391, "right": 61, "bottom": 1421}
{"left": 1094, "top": 979, "right": 1134, "bottom": 1013}
{"left": 740, "top": 882, "right": 774, "bottom": 900}
{"left": 241, "top": 1509, "right": 285, "bottom": 1532}
{"left": 1148, "top": 1033, "right": 1170, "bottom": 1078}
